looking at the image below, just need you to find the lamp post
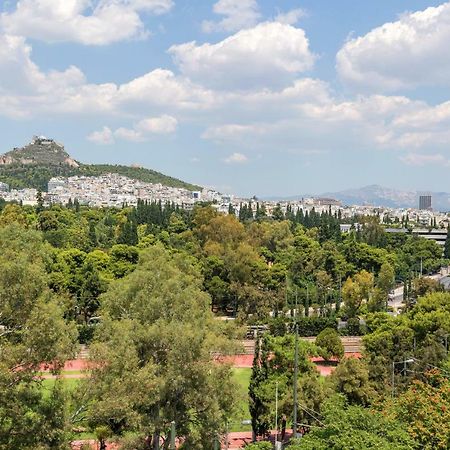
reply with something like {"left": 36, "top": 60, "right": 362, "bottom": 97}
{"left": 275, "top": 381, "right": 279, "bottom": 443}
{"left": 293, "top": 289, "right": 299, "bottom": 439}
{"left": 391, "top": 358, "right": 415, "bottom": 397}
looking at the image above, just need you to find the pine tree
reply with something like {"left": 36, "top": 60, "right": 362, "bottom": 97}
{"left": 238, "top": 203, "right": 246, "bottom": 222}
{"left": 255, "top": 202, "right": 267, "bottom": 220}
{"left": 272, "top": 203, "right": 284, "bottom": 221}
{"left": 249, "top": 336, "right": 270, "bottom": 439}
{"left": 247, "top": 201, "right": 254, "bottom": 220}
{"left": 88, "top": 221, "right": 97, "bottom": 250}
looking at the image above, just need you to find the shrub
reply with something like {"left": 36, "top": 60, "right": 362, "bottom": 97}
{"left": 245, "top": 442, "right": 273, "bottom": 450}
{"left": 316, "top": 328, "right": 344, "bottom": 360}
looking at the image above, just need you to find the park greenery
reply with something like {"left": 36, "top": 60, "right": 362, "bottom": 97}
{"left": 0, "top": 198, "right": 449, "bottom": 449}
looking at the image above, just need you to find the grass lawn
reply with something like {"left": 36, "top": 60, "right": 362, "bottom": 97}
{"left": 39, "top": 369, "right": 84, "bottom": 377}
{"left": 39, "top": 368, "right": 253, "bottom": 435}
{"left": 231, "top": 367, "right": 252, "bottom": 432}
{"left": 41, "top": 377, "right": 81, "bottom": 392}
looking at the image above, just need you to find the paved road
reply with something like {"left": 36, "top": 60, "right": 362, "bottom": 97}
{"left": 389, "top": 267, "right": 450, "bottom": 315}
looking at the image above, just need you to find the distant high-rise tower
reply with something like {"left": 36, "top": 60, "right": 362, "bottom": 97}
{"left": 419, "top": 195, "right": 432, "bottom": 210}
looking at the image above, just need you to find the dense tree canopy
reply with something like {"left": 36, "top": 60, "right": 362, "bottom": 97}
{"left": 78, "top": 245, "right": 237, "bottom": 449}
{"left": 0, "top": 198, "right": 448, "bottom": 449}
{"left": 0, "top": 226, "right": 77, "bottom": 449}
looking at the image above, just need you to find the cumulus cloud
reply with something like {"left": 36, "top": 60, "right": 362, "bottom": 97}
{"left": 2, "top": 18, "right": 450, "bottom": 168}
{"left": 337, "top": 3, "right": 450, "bottom": 91}
{"left": 89, "top": 115, "right": 178, "bottom": 144}
{"left": 169, "top": 22, "right": 316, "bottom": 90}
{"left": 203, "top": 124, "right": 266, "bottom": 142}
{"left": 116, "top": 69, "right": 215, "bottom": 111}
{"left": 114, "top": 115, "right": 178, "bottom": 141}
{"left": 2, "top": 30, "right": 449, "bottom": 163}
{"left": 223, "top": 152, "right": 249, "bottom": 164}
{"left": 0, "top": 0, "right": 174, "bottom": 45}
{"left": 0, "top": 34, "right": 85, "bottom": 95}
{"left": 0, "top": 35, "right": 212, "bottom": 118}
{"left": 87, "top": 126, "right": 114, "bottom": 145}
{"left": 275, "top": 8, "right": 305, "bottom": 25}
{"left": 202, "top": 0, "right": 260, "bottom": 33}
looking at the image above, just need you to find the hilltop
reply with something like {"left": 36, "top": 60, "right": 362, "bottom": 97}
{"left": 0, "top": 136, "right": 201, "bottom": 192}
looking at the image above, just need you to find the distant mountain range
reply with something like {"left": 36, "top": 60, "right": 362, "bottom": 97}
{"left": 321, "top": 185, "right": 450, "bottom": 211}
{"left": 266, "top": 184, "right": 450, "bottom": 211}
{"left": 0, "top": 136, "right": 200, "bottom": 192}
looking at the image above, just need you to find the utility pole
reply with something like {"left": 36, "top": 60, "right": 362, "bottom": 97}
{"left": 293, "top": 289, "right": 299, "bottom": 438}
{"left": 285, "top": 273, "right": 288, "bottom": 312}
{"left": 213, "top": 433, "right": 219, "bottom": 450}
{"left": 338, "top": 277, "right": 342, "bottom": 312}
{"left": 170, "top": 421, "right": 176, "bottom": 450}
{"left": 225, "top": 421, "right": 229, "bottom": 450}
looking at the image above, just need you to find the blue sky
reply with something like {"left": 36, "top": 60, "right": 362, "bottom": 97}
{"left": 1, "top": 0, "right": 450, "bottom": 197}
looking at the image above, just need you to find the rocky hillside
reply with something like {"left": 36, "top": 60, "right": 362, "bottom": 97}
{"left": 0, "top": 136, "right": 79, "bottom": 168}
{"left": 0, "top": 137, "right": 200, "bottom": 192}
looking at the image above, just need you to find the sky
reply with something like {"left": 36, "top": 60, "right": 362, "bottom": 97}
{"left": 1, "top": 0, "right": 450, "bottom": 197}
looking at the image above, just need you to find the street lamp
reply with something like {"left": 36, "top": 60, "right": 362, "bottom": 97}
{"left": 391, "top": 358, "right": 415, "bottom": 397}
{"left": 275, "top": 381, "right": 279, "bottom": 444}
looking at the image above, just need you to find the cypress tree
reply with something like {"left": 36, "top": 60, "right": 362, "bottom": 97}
{"left": 88, "top": 221, "right": 97, "bottom": 249}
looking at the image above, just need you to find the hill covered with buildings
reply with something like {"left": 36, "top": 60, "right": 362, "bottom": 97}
{"left": 0, "top": 136, "right": 200, "bottom": 192}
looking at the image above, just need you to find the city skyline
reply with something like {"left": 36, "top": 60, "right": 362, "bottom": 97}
{"left": 1, "top": 0, "right": 450, "bottom": 197}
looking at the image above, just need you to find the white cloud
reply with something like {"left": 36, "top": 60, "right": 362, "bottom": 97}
{"left": 393, "top": 101, "right": 450, "bottom": 129}
{"left": 169, "top": 22, "right": 316, "bottom": 90}
{"left": 275, "top": 8, "right": 305, "bottom": 25}
{"left": 0, "top": 34, "right": 85, "bottom": 95}
{"left": 0, "top": 35, "right": 212, "bottom": 118}
{"left": 114, "top": 127, "right": 143, "bottom": 142}
{"left": 116, "top": 69, "right": 215, "bottom": 110}
{"left": 126, "top": 0, "right": 174, "bottom": 14}
{"left": 115, "top": 115, "right": 178, "bottom": 141}
{"left": 136, "top": 115, "right": 178, "bottom": 134}
{"left": 223, "top": 152, "right": 249, "bottom": 164}
{"left": 2, "top": 22, "right": 450, "bottom": 168}
{"left": 202, "top": 0, "right": 260, "bottom": 33}
{"left": 87, "top": 126, "right": 114, "bottom": 145}
{"left": 0, "top": 0, "right": 174, "bottom": 45}
{"left": 89, "top": 115, "right": 178, "bottom": 144}
{"left": 203, "top": 124, "right": 265, "bottom": 142}
{"left": 400, "top": 153, "right": 450, "bottom": 166}
{"left": 337, "top": 3, "right": 450, "bottom": 91}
